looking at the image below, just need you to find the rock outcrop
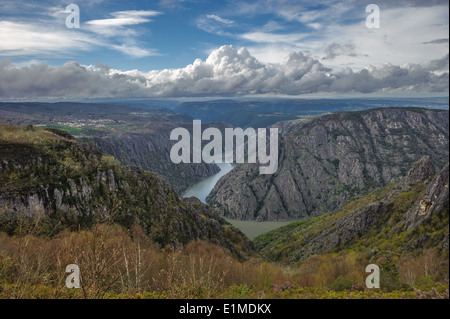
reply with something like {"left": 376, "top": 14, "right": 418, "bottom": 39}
{"left": 208, "top": 108, "right": 449, "bottom": 221}
{"left": 254, "top": 157, "right": 449, "bottom": 263}
{"left": 404, "top": 163, "right": 449, "bottom": 231}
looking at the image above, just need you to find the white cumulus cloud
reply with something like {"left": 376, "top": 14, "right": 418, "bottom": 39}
{"left": 0, "top": 45, "right": 448, "bottom": 100}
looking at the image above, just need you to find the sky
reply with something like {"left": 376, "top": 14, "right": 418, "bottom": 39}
{"left": 0, "top": 0, "right": 448, "bottom": 100}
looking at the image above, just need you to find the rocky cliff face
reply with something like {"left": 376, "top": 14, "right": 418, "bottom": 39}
{"left": 404, "top": 163, "right": 449, "bottom": 232}
{"left": 208, "top": 108, "right": 449, "bottom": 221}
{"left": 0, "top": 126, "right": 254, "bottom": 260}
{"left": 254, "top": 157, "right": 449, "bottom": 263}
{"left": 84, "top": 127, "right": 221, "bottom": 194}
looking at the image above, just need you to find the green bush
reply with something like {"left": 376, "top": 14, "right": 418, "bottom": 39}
{"left": 415, "top": 275, "right": 435, "bottom": 290}
{"left": 330, "top": 276, "right": 354, "bottom": 292}
{"left": 380, "top": 261, "right": 402, "bottom": 292}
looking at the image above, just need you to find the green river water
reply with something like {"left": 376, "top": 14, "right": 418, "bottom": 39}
{"left": 182, "top": 163, "right": 297, "bottom": 239}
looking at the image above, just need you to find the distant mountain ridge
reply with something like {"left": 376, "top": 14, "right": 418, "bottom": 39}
{"left": 175, "top": 98, "right": 449, "bottom": 126}
{"left": 0, "top": 101, "right": 145, "bottom": 116}
{"left": 208, "top": 108, "right": 449, "bottom": 221}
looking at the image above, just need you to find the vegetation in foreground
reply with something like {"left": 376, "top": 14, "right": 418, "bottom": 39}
{"left": 0, "top": 125, "right": 448, "bottom": 299}
{"left": 0, "top": 222, "right": 448, "bottom": 299}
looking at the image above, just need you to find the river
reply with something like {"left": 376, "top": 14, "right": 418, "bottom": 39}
{"left": 182, "top": 163, "right": 297, "bottom": 239}
{"left": 182, "top": 162, "right": 235, "bottom": 203}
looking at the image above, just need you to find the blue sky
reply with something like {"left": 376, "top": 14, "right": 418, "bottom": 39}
{"left": 0, "top": 0, "right": 448, "bottom": 99}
